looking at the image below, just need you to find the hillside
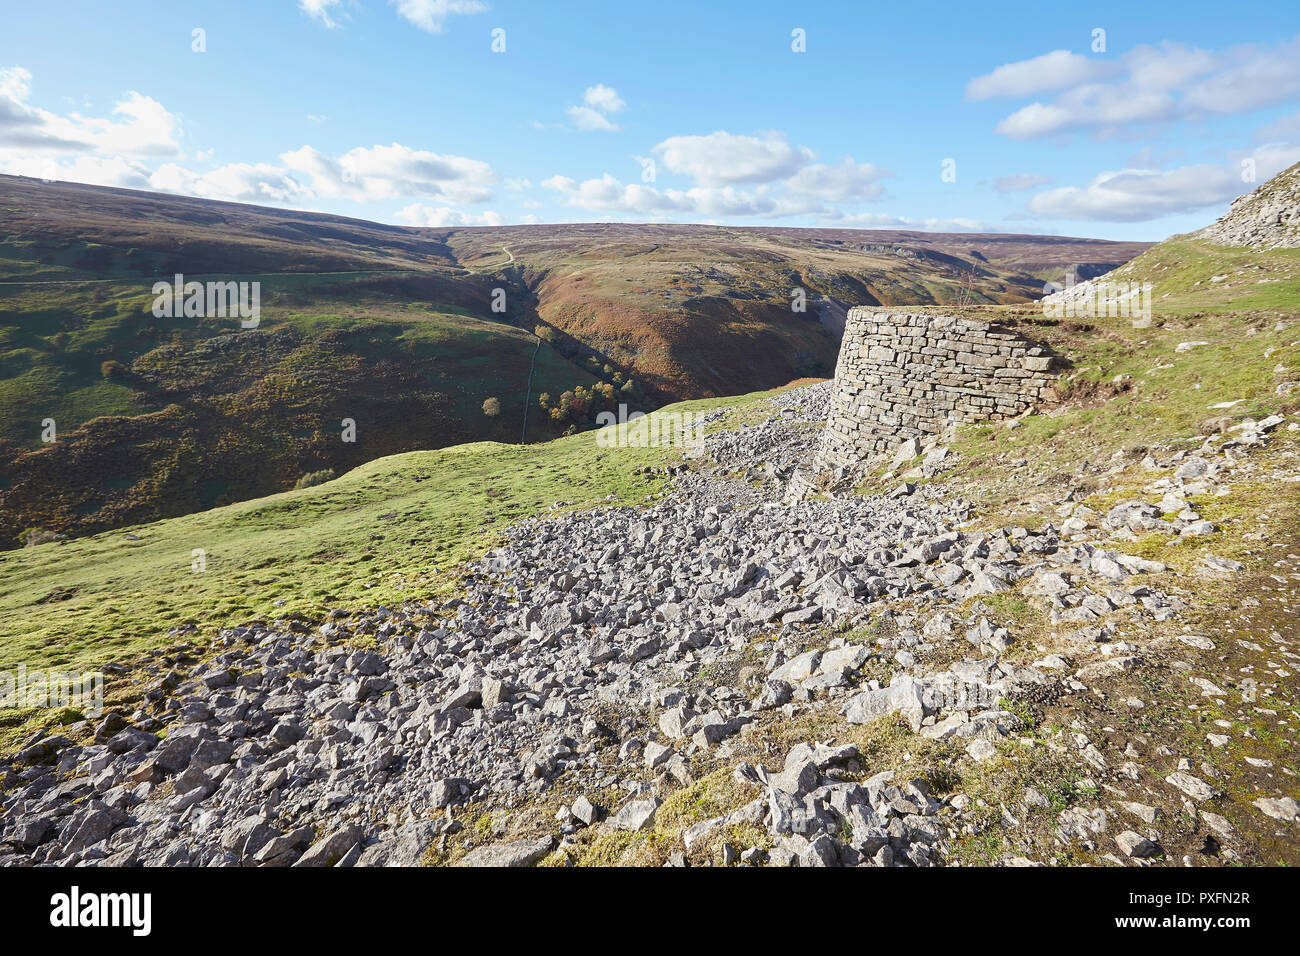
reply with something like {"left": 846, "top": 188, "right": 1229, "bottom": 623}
{"left": 433, "top": 221, "right": 1146, "bottom": 399}
{"left": 0, "top": 166, "right": 1296, "bottom": 868}
{"left": 0, "top": 175, "right": 1148, "bottom": 545}
{"left": 1195, "top": 160, "right": 1300, "bottom": 250}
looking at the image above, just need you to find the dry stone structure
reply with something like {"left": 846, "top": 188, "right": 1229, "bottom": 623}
{"left": 793, "top": 308, "right": 1061, "bottom": 493}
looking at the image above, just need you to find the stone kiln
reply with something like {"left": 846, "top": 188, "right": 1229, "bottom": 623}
{"left": 794, "top": 308, "right": 1062, "bottom": 492}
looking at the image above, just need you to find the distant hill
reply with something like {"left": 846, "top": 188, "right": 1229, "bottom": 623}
{"left": 0, "top": 175, "right": 1150, "bottom": 545}
{"left": 430, "top": 221, "right": 1148, "bottom": 399}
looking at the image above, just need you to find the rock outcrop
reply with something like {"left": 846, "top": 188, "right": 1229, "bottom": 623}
{"left": 1195, "top": 161, "right": 1300, "bottom": 249}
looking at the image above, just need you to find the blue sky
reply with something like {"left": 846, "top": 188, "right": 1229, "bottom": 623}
{"left": 2, "top": 0, "right": 1299, "bottom": 240}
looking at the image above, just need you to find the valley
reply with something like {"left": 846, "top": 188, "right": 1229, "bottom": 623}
{"left": 1, "top": 166, "right": 1296, "bottom": 870}
{"left": 0, "top": 174, "right": 1148, "bottom": 545}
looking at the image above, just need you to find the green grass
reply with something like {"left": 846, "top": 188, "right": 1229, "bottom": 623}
{"left": 947, "top": 291, "right": 1299, "bottom": 493}
{"left": 0, "top": 268, "right": 649, "bottom": 546}
{"left": 1108, "top": 239, "right": 1300, "bottom": 314}
{"left": 0, "top": 388, "right": 776, "bottom": 675}
{"left": 0, "top": 274, "right": 607, "bottom": 448}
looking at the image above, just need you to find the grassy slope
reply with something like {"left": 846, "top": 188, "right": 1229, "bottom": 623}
{"left": 878, "top": 237, "right": 1300, "bottom": 865}
{"left": 0, "top": 254, "right": 603, "bottom": 451}
{"left": 3, "top": 232, "right": 1297, "bottom": 863}
{"left": 0, "top": 390, "right": 770, "bottom": 674}
{"left": 4, "top": 237, "right": 1292, "bottom": 675}
{"left": 939, "top": 240, "right": 1300, "bottom": 495}
{"left": 1111, "top": 238, "right": 1300, "bottom": 313}
{"left": 0, "top": 268, "right": 618, "bottom": 543}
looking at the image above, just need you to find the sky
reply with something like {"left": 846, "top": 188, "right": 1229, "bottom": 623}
{"left": 2, "top": 0, "right": 1299, "bottom": 241}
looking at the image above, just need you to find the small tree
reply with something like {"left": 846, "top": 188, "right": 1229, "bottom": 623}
{"left": 482, "top": 396, "right": 501, "bottom": 417}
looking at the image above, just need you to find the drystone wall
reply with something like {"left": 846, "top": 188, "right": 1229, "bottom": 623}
{"left": 792, "top": 308, "right": 1061, "bottom": 493}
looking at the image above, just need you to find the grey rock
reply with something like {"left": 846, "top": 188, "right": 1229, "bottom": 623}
{"left": 458, "top": 835, "right": 555, "bottom": 867}
{"left": 292, "top": 825, "right": 366, "bottom": 867}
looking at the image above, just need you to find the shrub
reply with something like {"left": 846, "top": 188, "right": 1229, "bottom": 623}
{"left": 482, "top": 396, "right": 501, "bottom": 417}
{"left": 294, "top": 468, "right": 336, "bottom": 490}
{"left": 24, "top": 528, "right": 65, "bottom": 547}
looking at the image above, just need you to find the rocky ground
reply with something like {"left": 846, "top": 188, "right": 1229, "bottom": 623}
{"left": 1, "top": 383, "right": 1297, "bottom": 867}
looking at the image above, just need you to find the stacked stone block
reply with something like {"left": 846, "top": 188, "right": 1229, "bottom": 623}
{"left": 807, "top": 308, "right": 1061, "bottom": 477}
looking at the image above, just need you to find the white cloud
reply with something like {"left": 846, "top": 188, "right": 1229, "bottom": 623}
{"left": 542, "top": 171, "right": 889, "bottom": 222}
{"left": 541, "top": 132, "right": 892, "bottom": 222}
{"left": 1256, "top": 110, "right": 1300, "bottom": 143}
{"left": 541, "top": 173, "right": 683, "bottom": 214}
{"left": 993, "top": 173, "right": 1052, "bottom": 193}
{"left": 1027, "top": 166, "right": 1236, "bottom": 221}
{"left": 0, "top": 151, "right": 311, "bottom": 204}
{"left": 396, "top": 202, "right": 505, "bottom": 226}
{"left": 653, "top": 131, "right": 813, "bottom": 186}
{"left": 1027, "top": 145, "right": 1300, "bottom": 222}
{"left": 9, "top": 142, "right": 505, "bottom": 211}
{"left": 0, "top": 66, "right": 28, "bottom": 102}
{"left": 995, "top": 84, "right": 1177, "bottom": 139}
{"left": 567, "top": 106, "right": 619, "bottom": 132}
{"left": 975, "top": 37, "right": 1300, "bottom": 140}
{"left": 1246, "top": 142, "right": 1300, "bottom": 181}
{"left": 299, "top": 0, "right": 345, "bottom": 28}
{"left": 682, "top": 186, "right": 806, "bottom": 219}
{"left": 1182, "top": 39, "right": 1300, "bottom": 114}
{"left": 565, "top": 84, "right": 625, "bottom": 132}
{"left": 390, "top": 0, "right": 488, "bottom": 33}
{"left": 822, "top": 211, "right": 996, "bottom": 233}
{"left": 582, "top": 84, "right": 625, "bottom": 114}
{"left": 150, "top": 161, "right": 310, "bottom": 204}
{"left": 0, "top": 67, "right": 181, "bottom": 157}
{"left": 281, "top": 142, "right": 497, "bottom": 202}
{"left": 783, "top": 159, "right": 890, "bottom": 202}
{"left": 89, "top": 92, "right": 182, "bottom": 157}
{"left": 966, "top": 50, "right": 1112, "bottom": 100}
{"left": 0, "top": 66, "right": 501, "bottom": 213}
{"left": 1125, "top": 43, "right": 1216, "bottom": 93}
{"left": 0, "top": 154, "right": 153, "bottom": 189}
